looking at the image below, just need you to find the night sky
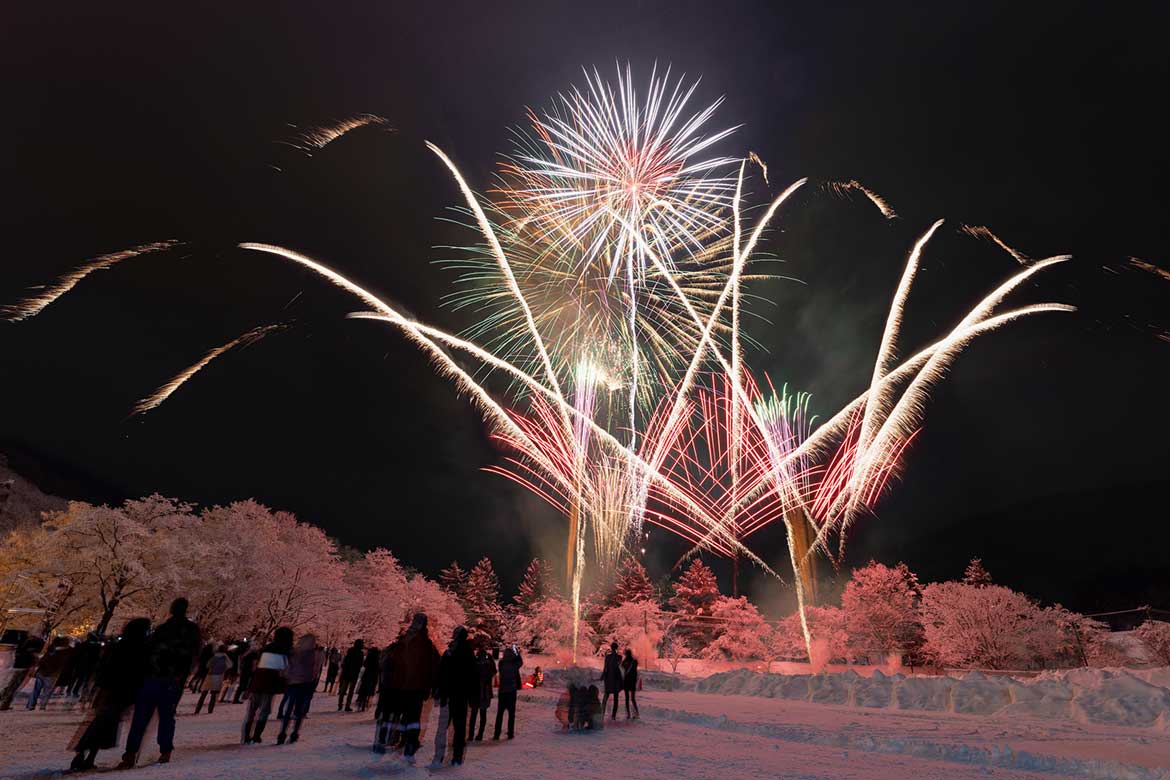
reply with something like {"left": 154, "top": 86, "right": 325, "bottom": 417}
{"left": 2, "top": 1, "right": 1168, "bottom": 613}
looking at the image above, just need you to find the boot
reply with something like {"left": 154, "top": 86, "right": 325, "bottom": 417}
{"left": 158, "top": 752, "right": 171, "bottom": 764}
{"left": 276, "top": 731, "right": 287, "bottom": 745}
{"left": 252, "top": 719, "right": 267, "bottom": 744}
{"left": 116, "top": 753, "right": 136, "bottom": 770}
{"left": 289, "top": 731, "right": 299, "bottom": 744}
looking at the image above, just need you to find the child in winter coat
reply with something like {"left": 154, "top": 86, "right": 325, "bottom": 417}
{"left": 556, "top": 684, "right": 574, "bottom": 729}
{"left": 194, "top": 645, "right": 229, "bottom": 714}
{"left": 587, "top": 685, "right": 603, "bottom": 730}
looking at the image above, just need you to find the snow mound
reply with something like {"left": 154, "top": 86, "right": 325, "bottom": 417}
{"left": 697, "top": 666, "right": 1170, "bottom": 729}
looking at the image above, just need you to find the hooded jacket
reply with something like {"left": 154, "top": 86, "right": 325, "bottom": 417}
{"left": 249, "top": 631, "right": 292, "bottom": 695}
{"left": 286, "top": 635, "right": 321, "bottom": 686}
{"left": 388, "top": 616, "right": 439, "bottom": 692}
{"left": 497, "top": 646, "right": 523, "bottom": 694}
{"left": 434, "top": 628, "right": 477, "bottom": 705}
{"left": 340, "top": 642, "right": 365, "bottom": 680}
{"left": 145, "top": 616, "right": 201, "bottom": 682}
{"left": 602, "top": 648, "right": 623, "bottom": 694}
{"left": 475, "top": 650, "right": 496, "bottom": 704}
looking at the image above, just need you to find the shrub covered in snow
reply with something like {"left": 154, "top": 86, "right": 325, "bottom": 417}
{"left": 841, "top": 561, "right": 923, "bottom": 662}
{"left": 1137, "top": 620, "right": 1170, "bottom": 665}
{"left": 598, "top": 599, "right": 666, "bottom": 666}
{"left": 511, "top": 597, "right": 594, "bottom": 658}
{"left": 700, "top": 596, "right": 773, "bottom": 661}
{"left": 773, "top": 605, "right": 848, "bottom": 663}
{"left": 921, "top": 582, "right": 1038, "bottom": 669}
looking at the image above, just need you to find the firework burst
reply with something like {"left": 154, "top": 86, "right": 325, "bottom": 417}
{"left": 498, "top": 63, "right": 739, "bottom": 281}
{"left": 5, "top": 70, "right": 1082, "bottom": 664}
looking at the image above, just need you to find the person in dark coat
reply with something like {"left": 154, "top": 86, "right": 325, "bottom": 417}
{"left": 188, "top": 641, "right": 215, "bottom": 692}
{"left": 356, "top": 646, "right": 381, "bottom": 711}
{"left": 68, "top": 635, "right": 103, "bottom": 700}
{"left": 323, "top": 647, "right": 340, "bottom": 692}
{"left": 337, "top": 639, "right": 364, "bottom": 712}
{"left": 600, "top": 641, "right": 622, "bottom": 720}
{"left": 621, "top": 648, "right": 639, "bottom": 719}
{"left": 431, "top": 626, "right": 477, "bottom": 767}
{"left": 118, "top": 598, "right": 201, "bottom": 768}
{"left": 587, "top": 684, "right": 603, "bottom": 729}
{"left": 241, "top": 627, "right": 293, "bottom": 744}
{"left": 390, "top": 613, "right": 440, "bottom": 763}
{"left": 277, "top": 633, "right": 323, "bottom": 744}
{"left": 467, "top": 646, "right": 495, "bottom": 741}
{"left": 372, "top": 641, "right": 399, "bottom": 754}
{"left": 492, "top": 644, "right": 523, "bottom": 740}
{"left": 26, "top": 637, "right": 73, "bottom": 710}
{"left": 234, "top": 645, "right": 257, "bottom": 703}
{"left": 67, "top": 618, "right": 150, "bottom": 771}
{"left": 52, "top": 641, "right": 80, "bottom": 703}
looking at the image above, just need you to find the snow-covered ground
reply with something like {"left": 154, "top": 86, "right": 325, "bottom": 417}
{"left": 3, "top": 681, "right": 1169, "bottom": 780}
{"left": 691, "top": 666, "right": 1170, "bottom": 729}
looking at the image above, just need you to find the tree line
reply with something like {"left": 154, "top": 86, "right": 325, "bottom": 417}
{"left": 3, "top": 494, "right": 1167, "bottom": 670}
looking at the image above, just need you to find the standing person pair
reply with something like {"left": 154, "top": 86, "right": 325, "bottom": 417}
{"left": 67, "top": 618, "right": 151, "bottom": 771}
{"left": 118, "top": 598, "right": 201, "bottom": 768}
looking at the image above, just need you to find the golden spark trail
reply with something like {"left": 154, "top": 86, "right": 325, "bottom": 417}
{"left": 235, "top": 243, "right": 565, "bottom": 497}
{"left": 829, "top": 180, "right": 897, "bottom": 219}
{"left": 133, "top": 325, "right": 284, "bottom": 415}
{"left": 962, "top": 225, "right": 1029, "bottom": 264}
{"left": 846, "top": 256, "right": 1072, "bottom": 508}
{"left": 3, "top": 242, "right": 177, "bottom": 322}
{"left": 848, "top": 220, "right": 944, "bottom": 518}
{"left": 287, "top": 114, "right": 391, "bottom": 154}
{"left": 747, "top": 152, "right": 768, "bottom": 184}
{"left": 801, "top": 303, "right": 1076, "bottom": 561}
{"left": 1129, "top": 257, "right": 1170, "bottom": 283}
{"left": 427, "top": 142, "right": 574, "bottom": 443}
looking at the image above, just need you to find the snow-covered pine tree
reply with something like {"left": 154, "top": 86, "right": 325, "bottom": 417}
{"left": 962, "top": 558, "right": 993, "bottom": 587}
{"left": 439, "top": 560, "right": 468, "bottom": 598}
{"left": 894, "top": 561, "right": 923, "bottom": 601}
{"left": 514, "top": 558, "right": 556, "bottom": 611}
{"left": 463, "top": 557, "right": 505, "bottom": 640}
{"left": 608, "top": 556, "right": 656, "bottom": 607}
{"left": 669, "top": 558, "right": 721, "bottom": 653}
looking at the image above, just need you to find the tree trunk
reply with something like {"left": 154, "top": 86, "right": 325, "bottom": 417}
{"left": 94, "top": 597, "right": 119, "bottom": 636}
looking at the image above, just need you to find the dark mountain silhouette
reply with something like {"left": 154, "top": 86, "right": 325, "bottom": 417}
{"left": 0, "top": 443, "right": 121, "bottom": 533}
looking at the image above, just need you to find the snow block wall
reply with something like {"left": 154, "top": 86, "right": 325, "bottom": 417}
{"left": 695, "top": 667, "right": 1170, "bottom": 730}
